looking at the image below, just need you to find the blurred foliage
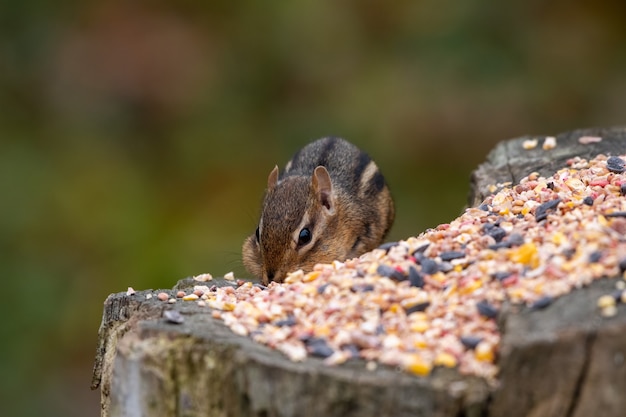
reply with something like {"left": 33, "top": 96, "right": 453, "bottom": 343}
{"left": 2, "top": 1, "right": 626, "bottom": 416}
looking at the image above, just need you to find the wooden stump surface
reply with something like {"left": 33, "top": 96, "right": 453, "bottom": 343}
{"left": 93, "top": 127, "right": 626, "bottom": 417}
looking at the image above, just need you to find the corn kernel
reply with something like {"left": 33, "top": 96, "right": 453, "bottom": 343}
{"left": 314, "top": 324, "right": 331, "bottom": 337}
{"left": 284, "top": 269, "right": 304, "bottom": 283}
{"left": 389, "top": 303, "right": 402, "bottom": 313}
{"left": 410, "top": 321, "right": 429, "bottom": 333}
{"left": 509, "top": 242, "right": 539, "bottom": 267}
{"left": 475, "top": 342, "right": 494, "bottom": 362}
{"left": 434, "top": 352, "right": 457, "bottom": 368}
{"left": 551, "top": 232, "right": 566, "bottom": 245}
{"left": 460, "top": 279, "right": 482, "bottom": 295}
{"left": 303, "top": 271, "right": 320, "bottom": 282}
{"left": 405, "top": 355, "right": 432, "bottom": 376}
{"left": 414, "top": 339, "right": 428, "bottom": 349}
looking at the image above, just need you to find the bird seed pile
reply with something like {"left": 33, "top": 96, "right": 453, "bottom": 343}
{"left": 190, "top": 153, "right": 626, "bottom": 382}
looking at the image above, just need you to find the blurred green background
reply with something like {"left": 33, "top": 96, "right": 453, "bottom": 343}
{"left": 2, "top": 1, "right": 625, "bottom": 416}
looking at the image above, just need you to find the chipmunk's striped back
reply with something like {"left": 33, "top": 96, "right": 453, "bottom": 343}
{"left": 243, "top": 137, "right": 395, "bottom": 284}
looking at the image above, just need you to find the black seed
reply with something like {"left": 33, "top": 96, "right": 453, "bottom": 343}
{"left": 583, "top": 196, "right": 594, "bottom": 206}
{"left": 408, "top": 266, "right": 425, "bottom": 288}
{"left": 476, "top": 300, "right": 499, "bottom": 319}
{"left": 486, "top": 225, "right": 507, "bottom": 242}
{"left": 376, "top": 264, "right": 396, "bottom": 277}
{"left": 619, "top": 258, "right": 626, "bottom": 273}
{"left": 488, "top": 242, "right": 509, "bottom": 251}
{"left": 350, "top": 283, "right": 375, "bottom": 293}
{"left": 411, "top": 243, "right": 430, "bottom": 256}
{"left": 530, "top": 296, "right": 553, "bottom": 310}
{"left": 563, "top": 248, "right": 576, "bottom": 260}
{"left": 163, "top": 310, "right": 184, "bottom": 324}
{"left": 317, "top": 283, "right": 330, "bottom": 294}
{"left": 622, "top": 184, "right": 626, "bottom": 196}
{"left": 439, "top": 250, "right": 466, "bottom": 261}
{"left": 489, "top": 233, "right": 525, "bottom": 250}
{"left": 546, "top": 182, "right": 555, "bottom": 190}
{"left": 479, "top": 204, "right": 490, "bottom": 211}
{"left": 535, "top": 198, "right": 561, "bottom": 222}
{"left": 460, "top": 335, "right": 483, "bottom": 349}
{"left": 419, "top": 258, "right": 440, "bottom": 275}
{"left": 378, "top": 241, "right": 399, "bottom": 252}
{"left": 607, "top": 156, "right": 625, "bottom": 173}
{"left": 342, "top": 344, "right": 360, "bottom": 358}
{"left": 606, "top": 211, "right": 626, "bottom": 218}
{"left": 588, "top": 251, "right": 603, "bottom": 263}
{"left": 507, "top": 233, "right": 525, "bottom": 247}
{"left": 439, "top": 262, "right": 454, "bottom": 273}
{"left": 492, "top": 271, "right": 512, "bottom": 281}
{"left": 306, "top": 338, "right": 334, "bottom": 358}
{"left": 404, "top": 302, "right": 430, "bottom": 315}
{"left": 376, "top": 264, "right": 405, "bottom": 281}
{"left": 275, "top": 315, "right": 297, "bottom": 327}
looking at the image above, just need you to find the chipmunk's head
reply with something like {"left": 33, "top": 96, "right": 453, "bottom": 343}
{"left": 242, "top": 165, "right": 339, "bottom": 284}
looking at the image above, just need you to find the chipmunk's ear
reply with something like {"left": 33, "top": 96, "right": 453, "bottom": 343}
{"left": 267, "top": 165, "right": 279, "bottom": 190}
{"left": 312, "top": 166, "right": 335, "bottom": 214}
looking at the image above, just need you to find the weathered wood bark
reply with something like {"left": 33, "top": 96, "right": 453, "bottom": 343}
{"left": 93, "top": 127, "right": 626, "bottom": 417}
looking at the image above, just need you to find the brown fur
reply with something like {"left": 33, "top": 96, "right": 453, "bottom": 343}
{"left": 243, "top": 137, "right": 395, "bottom": 284}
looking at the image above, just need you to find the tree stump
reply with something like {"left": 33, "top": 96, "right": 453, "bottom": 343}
{"left": 92, "top": 127, "right": 626, "bottom": 417}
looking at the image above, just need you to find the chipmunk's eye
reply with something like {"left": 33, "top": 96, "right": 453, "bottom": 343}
{"left": 255, "top": 227, "right": 260, "bottom": 242}
{"left": 297, "top": 228, "right": 312, "bottom": 246}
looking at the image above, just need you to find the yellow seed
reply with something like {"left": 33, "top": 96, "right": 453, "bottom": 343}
{"left": 434, "top": 352, "right": 457, "bottom": 368}
{"left": 551, "top": 232, "right": 566, "bottom": 245}
{"left": 389, "top": 303, "right": 402, "bottom": 313}
{"left": 598, "top": 215, "right": 608, "bottom": 227}
{"left": 533, "top": 182, "right": 547, "bottom": 193}
{"left": 566, "top": 178, "right": 585, "bottom": 192}
{"left": 521, "top": 206, "right": 531, "bottom": 215}
{"left": 432, "top": 272, "right": 447, "bottom": 283}
{"left": 410, "top": 321, "right": 429, "bottom": 333}
{"left": 460, "top": 279, "right": 482, "bottom": 295}
{"left": 414, "top": 339, "right": 428, "bottom": 349}
{"left": 498, "top": 207, "right": 510, "bottom": 215}
{"left": 405, "top": 355, "right": 432, "bottom": 376}
{"left": 475, "top": 342, "right": 494, "bottom": 362}
{"left": 597, "top": 295, "right": 616, "bottom": 309}
{"left": 182, "top": 293, "right": 199, "bottom": 301}
{"left": 509, "top": 242, "right": 539, "bottom": 267}
{"left": 222, "top": 302, "right": 236, "bottom": 311}
{"left": 454, "top": 264, "right": 464, "bottom": 272}
{"left": 409, "top": 312, "right": 428, "bottom": 321}
{"left": 300, "top": 285, "right": 316, "bottom": 296}
{"left": 314, "top": 324, "right": 331, "bottom": 337}
{"left": 284, "top": 270, "right": 304, "bottom": 283}
{"left": 303, "top": 271, "right": 320, "bottom": 282}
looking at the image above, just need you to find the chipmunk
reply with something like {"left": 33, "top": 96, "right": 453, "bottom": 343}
{"left": 242, "top": 137, "right": 395, "bottom": 284}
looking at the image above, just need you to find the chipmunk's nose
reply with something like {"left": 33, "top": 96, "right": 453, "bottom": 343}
{"left": 265, "top": 270, "right": 275, "bottom": 282}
